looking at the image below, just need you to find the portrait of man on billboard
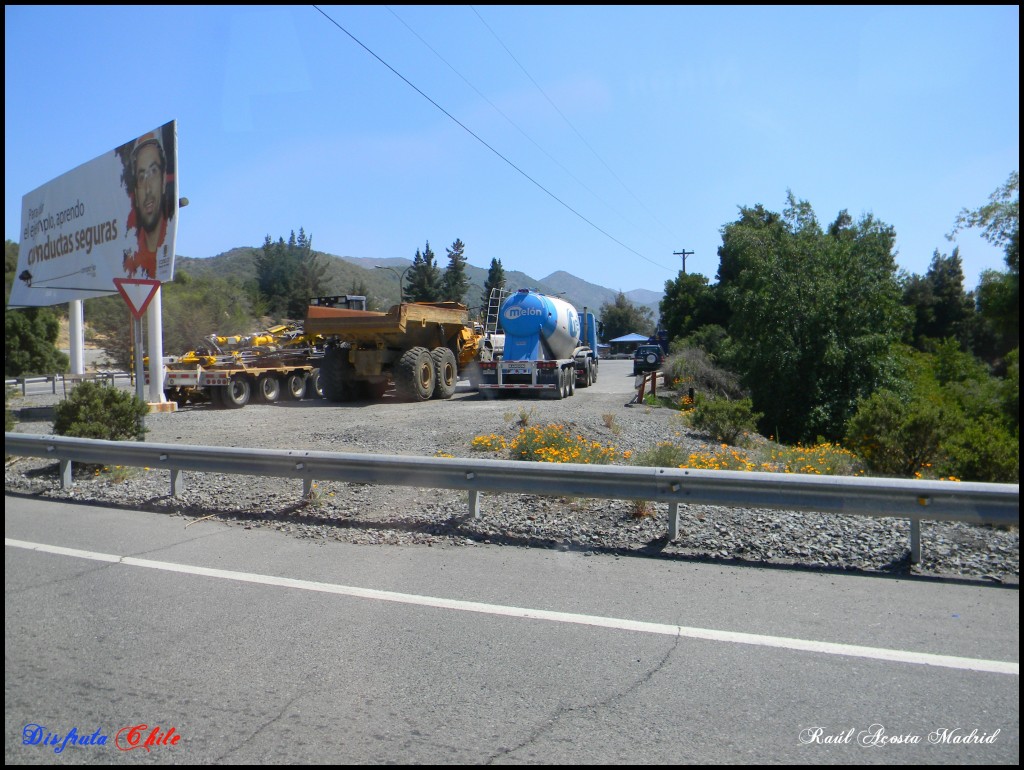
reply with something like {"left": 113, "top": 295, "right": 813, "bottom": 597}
{"left": 119, "top": 123, "right": 177, "bottom": 280}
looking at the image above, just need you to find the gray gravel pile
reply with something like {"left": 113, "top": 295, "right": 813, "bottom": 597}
{"left": 5, "top": 370, "right": 1018, "bottom": 583}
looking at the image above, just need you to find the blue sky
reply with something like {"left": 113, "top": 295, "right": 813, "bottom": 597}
{"left": 5, "top": 5, "right": 1019, "bottom": 295}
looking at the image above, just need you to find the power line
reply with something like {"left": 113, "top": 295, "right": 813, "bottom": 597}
{"left": 311, "top": 5, "right": 673, "bottom": 273}
{"left": 386, "top": 5, "right": 650, "bottom": 242}
{"left": 471, "top": 5, "right": 681, "bottom": 252}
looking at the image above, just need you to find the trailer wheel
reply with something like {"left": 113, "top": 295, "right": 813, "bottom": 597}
{"left": 209, "top": 386, "right": 225, "bottom": 408}
{"left": 394, "top": 347, "right": 435, "bottom": 401}
{"left": 430, "top": 347, "right": 458, "bottom": 400}
{"left": 167, "top": 387, "right": 190, "bottom": 407}
{"left": 567, "top": 366, "right": 575, "bottom": 397}
{"left": 283, "top": 372, "right": 306, "bottom": 400}
{"left": 222, "top": 376, "right": 251, "bottom": 409}
{"left": 304, "top": 368, "right": 322, "bottom": 399}
{"left": 552, "top": 368, "right": 566, "bottom": 400}
{"left": 577, "top": 359, "right": 592, "bottom": 388}
{"left": 255, "top": 374, "right": 281, "bottom": 403}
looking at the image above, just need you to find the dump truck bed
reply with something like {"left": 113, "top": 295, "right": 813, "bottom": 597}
{"left": 304, "top": 301, "right": 470, "bottom": 348}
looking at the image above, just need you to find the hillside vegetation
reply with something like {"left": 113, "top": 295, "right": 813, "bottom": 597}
{"left": 6, "top": 176, "right": 1018, "bottom": 484}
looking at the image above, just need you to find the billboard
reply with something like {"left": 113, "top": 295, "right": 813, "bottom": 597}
{"left": 9, "top": 121, "right": 178, "bottom": 307}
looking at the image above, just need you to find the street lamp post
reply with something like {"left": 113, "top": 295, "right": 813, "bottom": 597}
{"left": 375, "top": 265, "right": 412, "bottom": 303}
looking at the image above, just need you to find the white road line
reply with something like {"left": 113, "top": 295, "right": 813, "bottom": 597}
{"left": 7, "top": 537, "right": 1018, "bottom": 676}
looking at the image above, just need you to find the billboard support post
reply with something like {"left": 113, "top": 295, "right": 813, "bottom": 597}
{"left": 133, "top": 318, "right": 146, "bottom": 436}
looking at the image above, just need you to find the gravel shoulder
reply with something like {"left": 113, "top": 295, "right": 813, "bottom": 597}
{"left": 5, "top": 360, "right": 1018, "bottom": 584}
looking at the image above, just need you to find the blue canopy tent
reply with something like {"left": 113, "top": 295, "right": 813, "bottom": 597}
{"left": 607, "top": 332, "right": 651, "bottom": 357}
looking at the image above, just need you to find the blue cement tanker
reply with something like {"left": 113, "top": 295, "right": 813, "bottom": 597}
{"left": 477, "top": 289, "right": 599, "bottom": 398}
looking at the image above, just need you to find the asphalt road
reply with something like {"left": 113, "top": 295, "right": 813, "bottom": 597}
{"left": 5, "top": 495, "right": 1018, "bottom": 765}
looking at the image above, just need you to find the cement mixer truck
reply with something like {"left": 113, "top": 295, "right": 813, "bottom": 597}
{"left": 476, "top": 288, "right": 599, "bottom": 398}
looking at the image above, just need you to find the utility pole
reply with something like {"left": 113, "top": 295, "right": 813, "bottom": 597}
{"left": 673, "top": 248, "right": 694, "bottom": 274}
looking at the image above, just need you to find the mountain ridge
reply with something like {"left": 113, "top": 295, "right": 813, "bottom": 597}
{"left": 175, "top": 248, "right": 664, "bottom": 319}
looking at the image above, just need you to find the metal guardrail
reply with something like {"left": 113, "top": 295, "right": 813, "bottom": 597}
{"left": 5, "top": 372, "right": 132, "bottom": 395}
{"left": 5, "top": 433, "right": 1018, "bottom": 565}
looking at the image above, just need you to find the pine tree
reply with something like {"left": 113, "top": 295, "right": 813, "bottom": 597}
{"left": 482, "top": 257, "right": 506, "bottom": 308}
{"left": 290, "top": 228, "right": 326, "bottom": 319}
{"left": 442, "top": 238, "right": 470, "bottom": 304}
{"left": 256, "top": 228, "right": 326, "bottom": 319}
{"left": 406, "top": 241, "right": 442, "bottom": 302}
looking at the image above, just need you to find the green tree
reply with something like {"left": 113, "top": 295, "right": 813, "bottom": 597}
{"left": 442, "top": 238, "right": 471, "bottom": 304}
{"left": 901, "top": 248, "right": 975, "bottom": 349}
{"left": 948, "top": 171, "right": 1019, "bottom": 358}
{"left": 721, "top": 193, "right": 910, "bottom": 443}
{"left": 291, "top": 229, "right": 327, "bottom": 319}
{"left": 406, "top": 241, "right": 442, "bottom": 302}
{"left": 5, "top": 307, "right": 70, "bottom": 377}
{"left": 481, "top": 258, "right": 506, "bottom": 314}
{"left": 256, "top": 228, "right": 326, "bottom": 319}
{"left": 5, "top": 239, "right": 70, "bottom": 377}
{"left": 659, "top": 271, "right": 725, "bottom": 343}
{"left": 599, "top": 292, "right": 654, "bottom": 341}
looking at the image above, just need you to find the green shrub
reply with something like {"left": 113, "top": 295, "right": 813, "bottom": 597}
{"left": 690, "top": 396, "right": 762, "bottom": 445}
{"left": 664, "top": 346, "right": 745, "bottom": 401}
{"left": 938, "top": 417, "right": 1019, "bottom": 483}
{"left": 53, "top": 381, "right": 148, "bottom": 441}
{"left": 632, "top": 441, "right": 691, "bottom": 468}
{"left": 844, "top": 390, "right": 955, "bottom": 478}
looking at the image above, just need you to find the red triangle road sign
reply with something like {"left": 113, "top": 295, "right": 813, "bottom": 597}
{"left": 113, "top": 278, "right": 161, "bottom": 320}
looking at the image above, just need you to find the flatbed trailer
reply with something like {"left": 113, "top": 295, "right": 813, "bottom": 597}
{"left": 157, "top": 355, "right": 323, "bottom": 409}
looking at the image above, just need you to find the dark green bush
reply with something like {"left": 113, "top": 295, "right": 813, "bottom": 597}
{"left": 937, "top": 416, "right": 1019, "bottom": 483}
{"left": 53, "top": 381, "right": 148, "bottom": 441}
{"left": 690, "top": 396, "right": 762, "bottom": 445}
{"left": 843, "top": 390, "right": 953, "bottom": 478}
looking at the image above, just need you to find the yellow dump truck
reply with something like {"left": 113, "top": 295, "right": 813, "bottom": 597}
{"left": 304, "top": 299, "right": 487, "bottom": 402}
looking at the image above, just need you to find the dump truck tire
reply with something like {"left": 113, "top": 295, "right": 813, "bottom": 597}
{"left": 282, "top": 372, "right": 306, "bottom": 400}
{"left": 321, "top": 347, "right": 358, "bottom": 402}
{"left": 431, "top": 347, "right": 458, "bottom": 400}
{"left": 255, "top": 373, "right": 281, "bottom": 403}
{"left": 223, "top": 376, "right": 251, "bottom": 409}
{"left": 394, "top": 347, "right": 434, "bottom": 402}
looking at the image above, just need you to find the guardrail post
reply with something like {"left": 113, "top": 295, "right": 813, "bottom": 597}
{"left": 59, "top": 459, "right": 73, "bottom": 489}
{"left": 170, "top": 469, "right": 184, "bottom": 497}
{"left": 303, "top": 478, "right": 313, "bottom": 498}
{"left": 468, "top": 489, "right": 481, "bottom": 519}
{"left": 667, "top": 502, "right": 679, "bottom": 540}
{"left": 910, "top": 519, "right": 921, "bottom": 564}
{"left": 51, "top": 375, "right": 57, "bottom": 394}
